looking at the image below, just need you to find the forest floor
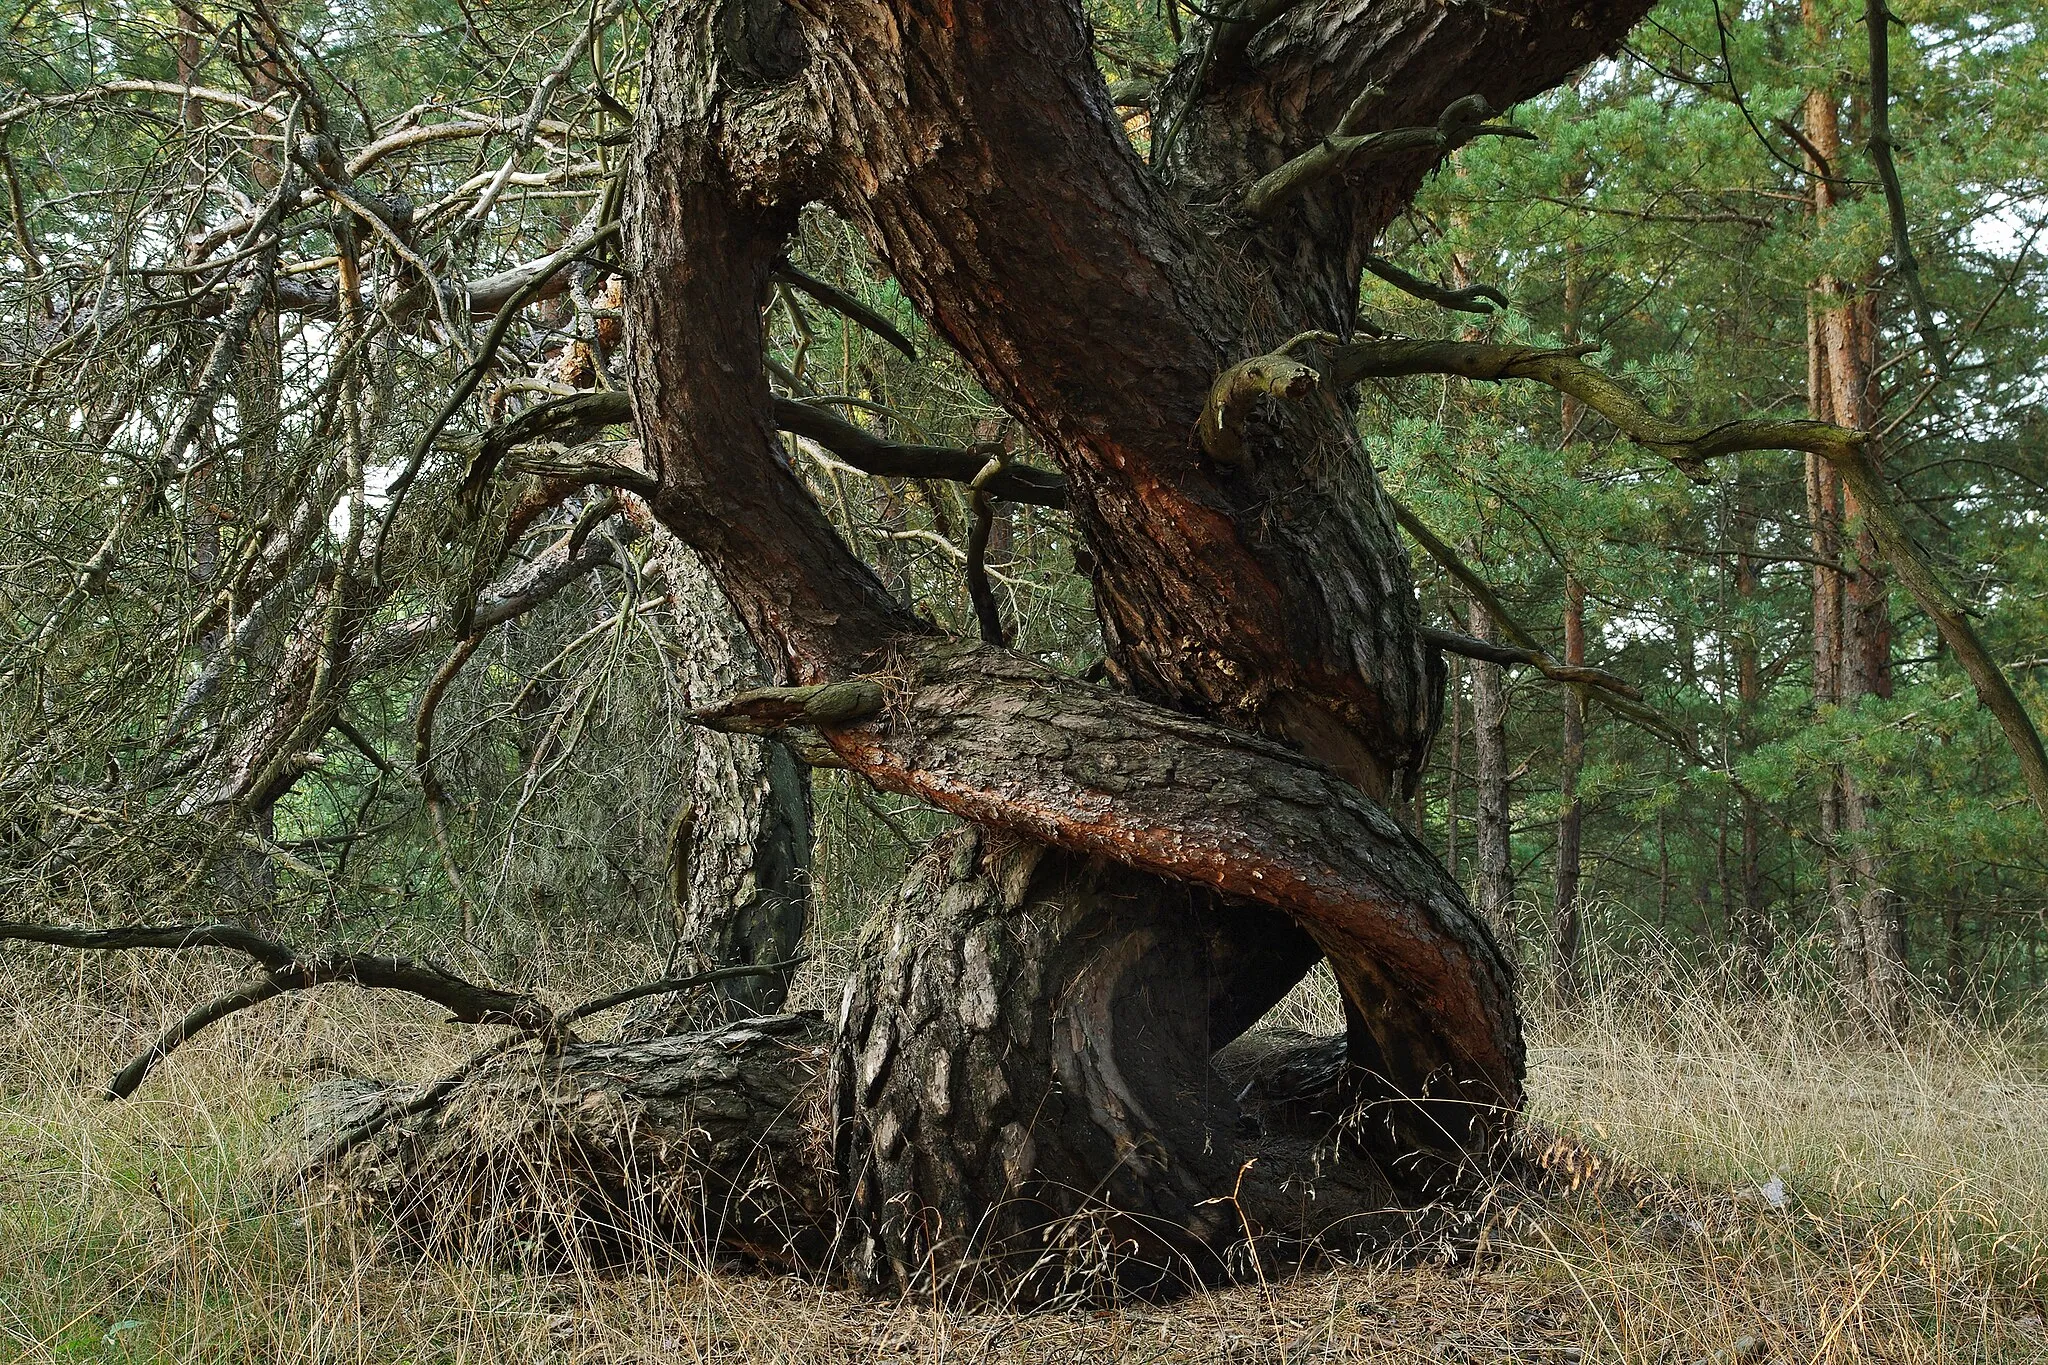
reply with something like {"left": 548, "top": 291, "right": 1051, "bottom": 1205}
{"left": 2, "top": 946, "right": 2045, "bottom": 1364}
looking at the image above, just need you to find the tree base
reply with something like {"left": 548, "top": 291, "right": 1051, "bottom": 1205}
{"left": 304, "top": 832, "right": 1511, "bottom": 1301}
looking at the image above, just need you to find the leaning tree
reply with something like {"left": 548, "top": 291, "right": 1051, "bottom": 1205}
{"left": 8, "top": 0, "right": 2046, "bottom": 1304}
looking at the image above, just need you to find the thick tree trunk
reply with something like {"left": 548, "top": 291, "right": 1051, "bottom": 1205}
{"left": 324, "top": 829, "right": 1466, "bottom": 1295}
{"left": 317, "top": 0, "right": 1657, "bottom": 1298}
{"left": 834, "top": 829, "right": 1411, "bottom": 1300}
{"left": 308, "top": 1012, "right": 838, "bottom": 1269}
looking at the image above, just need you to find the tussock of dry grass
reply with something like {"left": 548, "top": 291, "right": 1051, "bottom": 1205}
{"left": 2, "top": 944, "right": 2045, "bottom": 1363}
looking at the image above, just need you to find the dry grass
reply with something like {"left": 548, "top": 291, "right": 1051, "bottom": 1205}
{"left": 2, "top": 945, "right": 2045, "bottom": 1364}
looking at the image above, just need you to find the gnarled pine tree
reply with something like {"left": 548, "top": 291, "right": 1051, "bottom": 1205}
{"left": 14, "top": 0, "right": 2047, "bottom": 1306}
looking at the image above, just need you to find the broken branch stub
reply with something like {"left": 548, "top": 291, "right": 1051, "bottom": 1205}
{"left": 1198, "top": 352, "right": 1321, "bottom": 467}
{"left": 690, "top": 679, "right": 888, "bottom": 736}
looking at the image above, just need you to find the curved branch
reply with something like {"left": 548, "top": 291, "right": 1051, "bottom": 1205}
{"left": 0, "top": 919, "right": 557, "bottom": 1095}
{"left": 1865, "top": 0, "right": 1946, "bottom": 374}
{"left": 775, "top": 399, "right": 1068, "bottom": 506}
{"left": 386, "top": 221, "right": 623, "bottom": 566}
{"left": 1197, "top": 351, "right": 1321, "bottom": 465}
{"left": 1420, "top": 626, "right": 1638, "bottom": 698}
{"left": 0, "top": 80, "right": 288, "bottom": 130}
{"left": 109, "top": 975, "right": 287, "bottom": 1099}
{"left": 965, "top": 453, "right": 1010, "bottom": 646}
{"left": 1350, "top": 341, "right": 2048, "bottom": 826}
{"left": 698, "top": 642, "right": 1521, "bottom": 1126}
{"left": 1242, "top": 95, "right": 1536, "bottom": 220}
{"left": 461, "top": 390, "right": 1069, "bottom": 508}
{"left": 1392, "top": 502, "right": 1692, "bottom": 750}
{"left": 1364, "top": 255, "right": 1509, "bottom": 314}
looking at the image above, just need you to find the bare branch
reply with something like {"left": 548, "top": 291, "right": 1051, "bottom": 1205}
{"left": 778, "top": 399, "right": 1067, "bottom": 506}
{"left": 1242, "top": 95, "right": 1536, "bottom": 220}
{"left": 965, "top": 452, "right": 1011, "bottom": 646}
{"left": 1419, "top": 626, "right": 1640, "bottom": 699}
{"left": 0, "top": 80, "right": 288, "bottom": 130}
{"left": 1865, "top": 0, "right": 1946, "bottom": 374}
{"left": 691, "top": 680, "right": 887, "bottom": 736}
{"left": 772, "top": 260, "right": 917, "bottom": 360}
{"left": 1364, "top": 255, "right": 1509, "bottom": 315}
{"left": 460, "top": 390, "right": 1069, "bottom": 508}
{"left": 305, "top": 957, "right": 807, "bottom": 1168}
{"left": 0, "top": 920, "right": 558, "bottom": 1095}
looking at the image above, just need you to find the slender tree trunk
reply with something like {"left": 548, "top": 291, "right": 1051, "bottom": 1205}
{"left": 1732, "top": 459, "right": 1771, "bottom": 984}
{"left": 1553, "top": 575, "right": 1585, "bottom": 1003}
{"left": 633, "top": 515, "right": 811, "bottom": 1024}
{"left": 1551, "top": 255, "right": 1585, "bottom": 1002}
{"left": 1804, "top": 61, "right": 1906, "bottom": 1029}
{"left": 1446, "top": 650, "right": 1462, "bottom": 882}
{"left": 1656, "top": 808, "right": 1670, "bottom": 934}
{"left": 1467, "top": 590, "right": 1515, "bottom": 945}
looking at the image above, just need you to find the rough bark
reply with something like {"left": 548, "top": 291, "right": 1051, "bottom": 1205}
{"left": 316, "top": 831, "right": 1455, "bottom": 1296}
{"left": 797, "top": 642, "right": 1523, "bottom": 1139}
{"left": 1803, "top": 65, "right": 1906, "bottom": 1028}
{"left": 321, "top": 0, "right": 1660, "bottom": 1297}
{"left": 833, "top": 830, "right": 1404, "bottom": 1300}
{"left": 307, "top": 1013, "right": 837, "bottom": 1268}
{"left": 633, "top": 513, "right": 812, "bottom": 1022}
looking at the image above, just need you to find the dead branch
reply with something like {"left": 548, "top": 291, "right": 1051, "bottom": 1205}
{"left": 385, "top": 220, "right": 623, "bottom": 569}
{"left": 0, "top": 917, "right": 810, "bottom": 1104}
{"left": 1865, "top": 0, "right": 1946, "bottom": 374}
{"left": 1364, "top": 255, "right": 1509, "bottom": 314}
{"left": 776, "top": 399, "right": 1068, "bottom": 506}
{"left": 0, "top": 919, "right": 556, "bottom": 1095}
{"left": 0, "top": 80, "right": 289, "bottom": 131}
{"left": 690, "top": 680, "right": 887, "bottom": 737}
{"left": 1242, "top": 95, "right": 1536, "bottom": 220}
{"left": 305, "top": 956, "right": 806, "bottom": 1168}
{"left": 460, "top": 391, "right": 1069, "bottom": 508}
{"left": 771, "top": 259, "right": 917, "bottom": 359}
{"left": 965, "top": 451, "right": 1011, "bottom": 646}
{"left": 1197, "top": 350, "right": 1320, "bottom": 466}
{"left": 1420, "top": 626, "right": 1640, "bottom": 698}
{"left": 1391, "top": 500, "right": 1693, "bottom": 751}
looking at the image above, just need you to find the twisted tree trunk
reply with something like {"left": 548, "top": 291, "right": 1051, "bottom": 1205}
{"left": 323, "top": 0, "right": 1654, "bottom": 1297}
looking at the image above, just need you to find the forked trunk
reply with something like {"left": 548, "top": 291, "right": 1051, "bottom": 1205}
{"left": 318, "top": 0, "right": 1658, "bottom": 1297}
